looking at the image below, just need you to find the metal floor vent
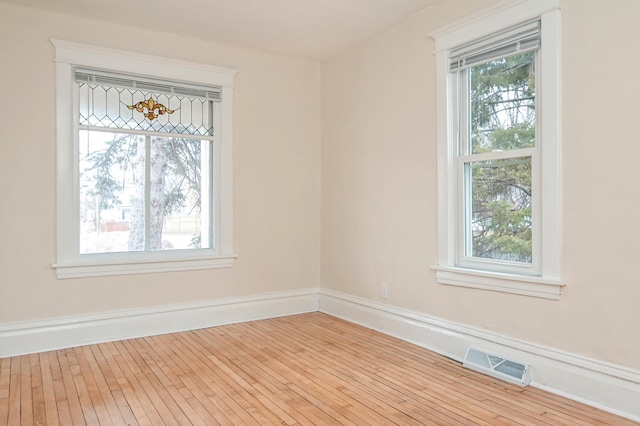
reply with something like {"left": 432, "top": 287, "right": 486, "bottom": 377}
{"left": 462, "top": 347, "right": 531, "bottom": 387}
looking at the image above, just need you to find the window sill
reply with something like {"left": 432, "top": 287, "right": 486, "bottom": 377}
{"left": 432, "top": 266, "right": 565, "bottom": 300}
{"left": 53, "top": 254, "right": 237, "bottom": 279}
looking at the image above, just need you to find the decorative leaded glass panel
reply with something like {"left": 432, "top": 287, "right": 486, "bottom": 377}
{"left": 75, "top": 69, "right": 220, "bottom": 136}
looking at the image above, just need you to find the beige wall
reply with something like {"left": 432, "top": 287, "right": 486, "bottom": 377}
{"left": 0, "top": 3, "right": 321, "bottom": 322}
{"left": 321, "top": 0, "right": 640, "bottom": 371}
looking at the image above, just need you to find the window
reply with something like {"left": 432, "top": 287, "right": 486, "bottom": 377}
{"left": 431, "top": 0, "right": 564, "bottom": 299}
{"left": 454, "top": 21, "right": 539, "bottom": 275}
{"left": 52, "top": 40, "right": 237, "bottom": 278}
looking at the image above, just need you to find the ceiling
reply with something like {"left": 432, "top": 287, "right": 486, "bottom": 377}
{"left": 2, "top": 0, "right": 445, "bottom": 60}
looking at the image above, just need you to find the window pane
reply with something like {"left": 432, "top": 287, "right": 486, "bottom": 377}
{"left": 79, "top": 131, "right": 145, "bottom": 253}
{"left": 79, "top": 131, "right": 212, "bottom": 254}
{"left": 77, "top": 83, "right": 214, "bottom": 136}
{"left": 470, "top": 51, "right": 536, "bottom": 154}
{"left": 151, "top": 137, "right": 211, "bottom": 251}
{"left": 466, "top": 156, "right": 532, "bottom": 263}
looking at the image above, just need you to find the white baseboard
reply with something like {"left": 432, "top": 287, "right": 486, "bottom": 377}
{"left": 2, "top": 287, "right": 638, "bottom": 422}
{"left": 319, "top": 289, "right": 640, "bottom": 422}
{"left": 0, "top": 288, "right": 319, "bottom": 358}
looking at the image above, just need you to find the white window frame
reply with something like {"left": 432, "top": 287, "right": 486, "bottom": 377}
{"left": 430, "top": 0, "right": 564, "bottom": 299}
{"left": 51, "top": 40, "right": 238, "bottom": 279}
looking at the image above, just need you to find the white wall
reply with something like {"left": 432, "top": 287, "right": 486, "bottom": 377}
{"left": 321, "top": 0, "right": 640, "bottom": 372}
{"left": 0, "top": 3, "right": 321, "bottom": 322}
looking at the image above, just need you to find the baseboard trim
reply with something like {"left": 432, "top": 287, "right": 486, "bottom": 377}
{"left": 2, "top": 287, "right": 638, "bottom": 421}
{"left": 319, "top": 289, "right": 640, "bottom": 422}
{"left": 0, "top": 288, "right": 320, "bottom": 358}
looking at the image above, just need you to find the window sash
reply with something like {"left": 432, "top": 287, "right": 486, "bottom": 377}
{"left": 78, "top": 130, "right": 217, "bottom": 255}
{"left": 457, "top": 149, "right": 538, "bottom": 274}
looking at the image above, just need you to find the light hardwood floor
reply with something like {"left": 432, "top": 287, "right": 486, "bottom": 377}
{"left": 0, "top": 312, "right": 636, "bottom": 425}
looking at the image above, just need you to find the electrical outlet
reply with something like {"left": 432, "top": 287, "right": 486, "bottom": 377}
{"left": 381, "top": 282, "right": 388, "bottom": 299}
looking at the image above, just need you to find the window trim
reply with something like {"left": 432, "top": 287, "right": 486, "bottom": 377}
{"left": 51, "top": 39, "right": 238, "bottom": 279}
{"left": 430, "top": 0, "right": 564, "bottom": 299}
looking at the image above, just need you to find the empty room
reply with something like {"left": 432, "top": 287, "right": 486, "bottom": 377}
{"left": 1, "top": 0, "right": 639, "bottom": 424}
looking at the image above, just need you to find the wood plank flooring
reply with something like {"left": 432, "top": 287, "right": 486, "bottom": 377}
{"left": 0, "top": 312, "right": 636, "bottom": 425}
